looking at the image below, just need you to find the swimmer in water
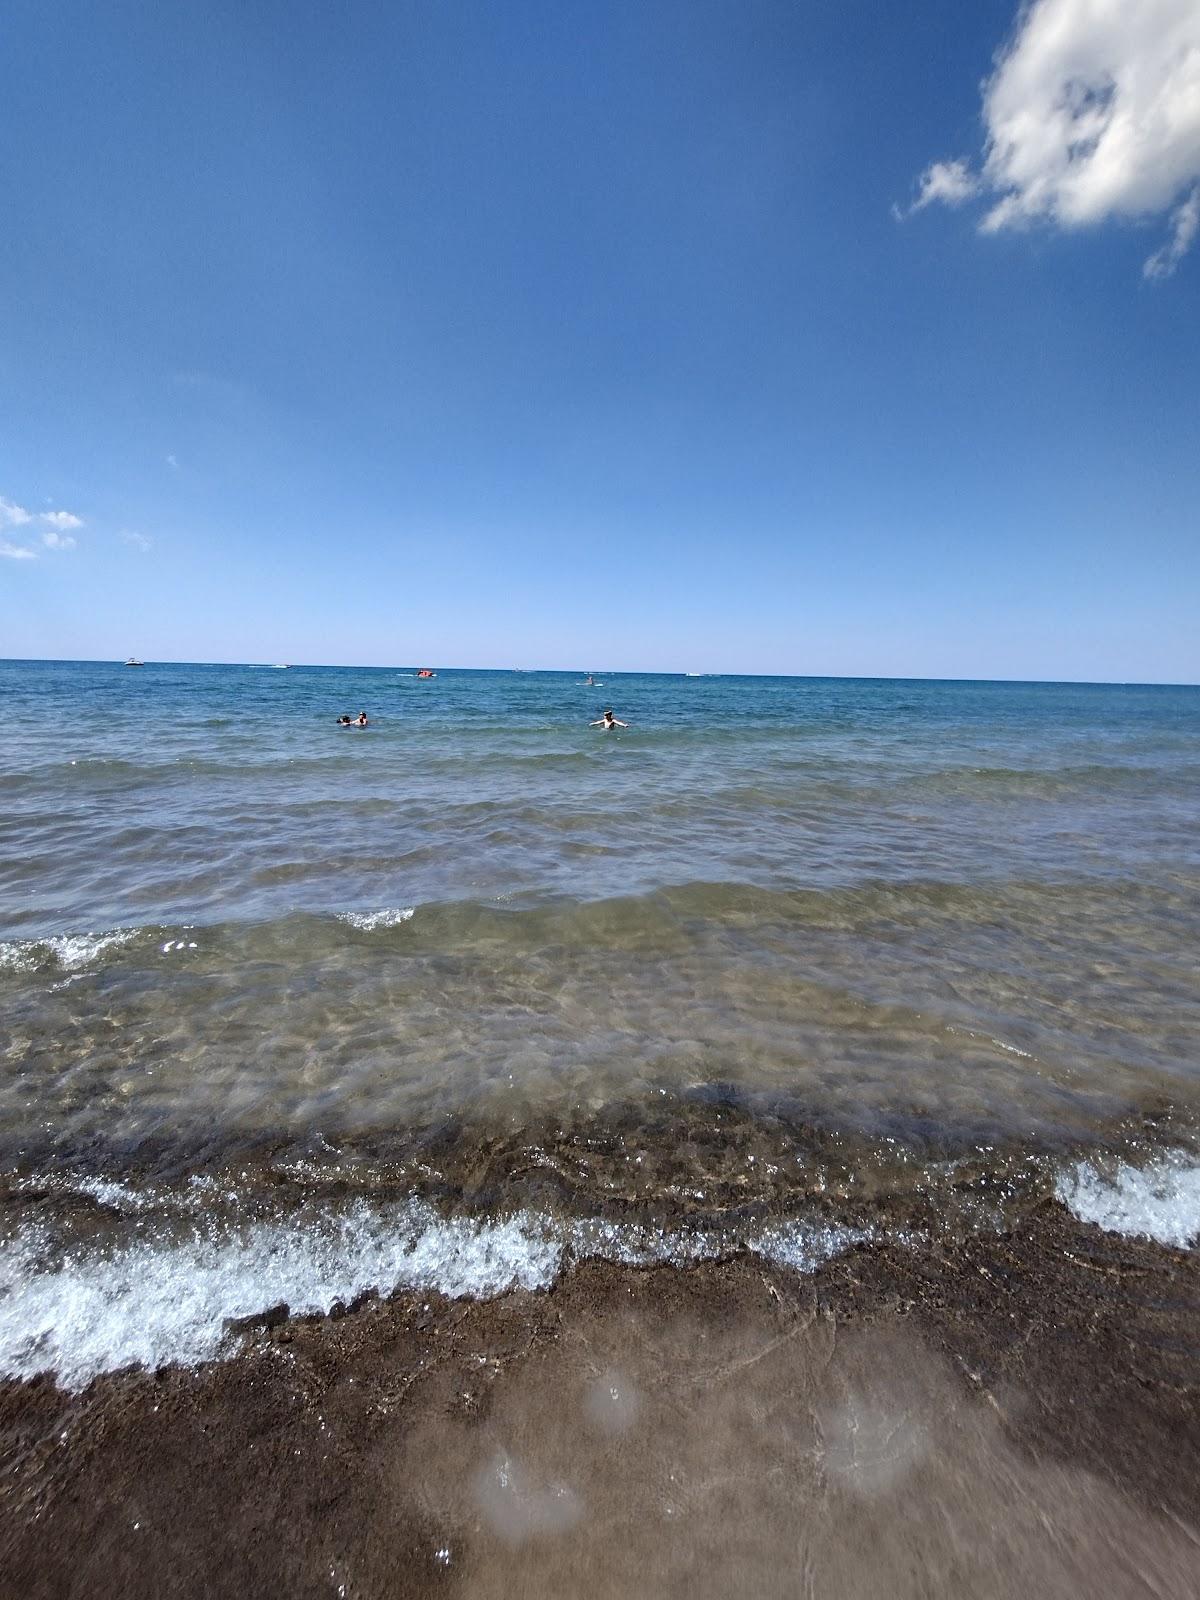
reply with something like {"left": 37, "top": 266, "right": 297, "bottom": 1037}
{"left": 591, "top": 709, "right": 628, "bottom": 730}
{"left": 336, "top": 715, "right": 352, "bottom": 725}
{"left": 356, "top": 711, "right": 369, "bottom": 726}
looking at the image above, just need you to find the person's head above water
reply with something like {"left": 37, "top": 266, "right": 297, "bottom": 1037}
{"left": 356, "top": 711, "right": 368, "bottom": 724}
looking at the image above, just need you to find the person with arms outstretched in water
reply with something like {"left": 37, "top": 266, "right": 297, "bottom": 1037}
{"left": 591, "top": 709, "right": 628, "bottom": 730}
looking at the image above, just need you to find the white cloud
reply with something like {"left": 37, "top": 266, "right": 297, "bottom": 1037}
{"left": 0, "top": 496, "right": 32, "bottom": 529}
{"left": 901, "top": 159, "right": 980, "bottom": 217}
{"left": 1144, "top": 185, "right": 1200, "bottom": 279}
{"left": 166, "top": 454, "right": 178, "bottom": 470}
{"left": 0, "top": 492, "right": 84, "bottom": 553}
{"left": 121, "top": 529, "right": 153, "bottom": 551}
{"left": 911, "top": 0, "right": 1200, "bottom": 276}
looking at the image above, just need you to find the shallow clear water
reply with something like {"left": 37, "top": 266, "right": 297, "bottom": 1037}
{"left": 1, "top": 659, "right": 1198, "bottom": 1380}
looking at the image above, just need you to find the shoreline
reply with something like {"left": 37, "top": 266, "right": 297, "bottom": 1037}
{"left": 4, "top": 1204, "right": 1198, "bottom": 1599}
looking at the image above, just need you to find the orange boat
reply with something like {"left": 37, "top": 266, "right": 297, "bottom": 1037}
{"left": 416, "top": 668, "right": 436, "bottom": 678}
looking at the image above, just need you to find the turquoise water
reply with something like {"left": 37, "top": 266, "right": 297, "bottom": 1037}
{"left": 4, "top": 660, "right": 1198, "bottom": 928}
{"left": 2, "top": 660, "right": 1199, "bottom": 1381}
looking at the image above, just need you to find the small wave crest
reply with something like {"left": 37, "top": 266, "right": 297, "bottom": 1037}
{"left": 0, "top": 906, "right": 418, "bottom": 978}
{"left": 335, "top": 907, "right": 416, "bottom": 932}
{"left": 1055, "top": 1148, "right": 1200, "bottom": 1249}
{"left": 0, "top": 929, "right": 137, "bottom": 975}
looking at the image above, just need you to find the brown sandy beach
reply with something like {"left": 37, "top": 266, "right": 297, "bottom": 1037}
{"left": 3, "top": 1204, "right": 1198, "bottom": 1600}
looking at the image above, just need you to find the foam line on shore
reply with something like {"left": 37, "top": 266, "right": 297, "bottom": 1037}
{"left": 0, "top": 1203, "right": 865, "bottom": 1390}
{"left": 7, "top": 1149, "right": 1198, "bottom": 1390}
{"left": 0, "top": 1203, "right": 562, "bottom": 1390}
{"left": 1055, "top": 1148, "right": 1200, "bottom": 1249}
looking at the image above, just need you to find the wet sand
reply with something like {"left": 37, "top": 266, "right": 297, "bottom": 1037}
{"left": 2, "top": 1205, "right": 1198, "bottom": 1600}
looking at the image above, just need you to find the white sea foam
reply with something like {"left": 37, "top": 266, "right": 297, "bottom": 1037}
{"left": 1056, "top": 1149, "right": 1200, "bottom": 1249}
{"left": 990, "top": 1037, "right": 1034, "bottom": 1060}
{"left": 336, "top": 907, "right": 416, "bottom": 932}
{"left": 750, "top": 1220, "right": 872, "bottom": 1273}
{"left": 0, "top": 1202, "right": 562, "bottom": 1391}
{"left": 568, "top": 1218, "right": 724, "bottom": 1267}
{"left": 0, "top": 1198, "right": 866, "bottom": 1389}
{"left": 69, "top": 1176, "right": 156, "bottom": 1212}
{"left": 0, "top": 928, "right": 137, "bottom": 974}
{"left": 13, "top": 1172, "right": 207, "bottom": 1216}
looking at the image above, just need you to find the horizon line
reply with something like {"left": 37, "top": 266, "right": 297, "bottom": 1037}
{"left": 2, "top": 656, "right": 1197, "bottom": 690}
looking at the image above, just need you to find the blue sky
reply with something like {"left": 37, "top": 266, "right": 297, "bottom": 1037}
{"left": 2, "top": 0, "right": 1197, "bottom": 680}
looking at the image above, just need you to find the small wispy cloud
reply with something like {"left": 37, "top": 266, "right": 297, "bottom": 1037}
{"left": 2, "top": 492, "right": 85, "bottom": 556}
{"left": 121, "top": 529, "right": 153, "bottom": 552}
{"left": 0, "top": 496, "right": 33, "bottom": 529}
{"left": 1, "top": 483, "right": 87, "bottom": 560}
{"left": 895, "top": 159, "right": 979, "bottom": 220}
{"left": 41, "top": 509, "right": 83, "bottom": 531}
{"left": 903, "top": 0, "right": 1200, "bottom": 279}
{"left": 166, "top": 454, "right": 178, "bottom": 470}
{"left": 1144, "top": 186, "right": 1200, "bottom": 280}
{"left": 2, "top": 496, "right": 85, "bottom": 533}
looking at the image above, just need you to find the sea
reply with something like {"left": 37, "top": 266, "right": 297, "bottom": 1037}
{"left": 2, "top": 659, "right": 1199, "bottom": 1389}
